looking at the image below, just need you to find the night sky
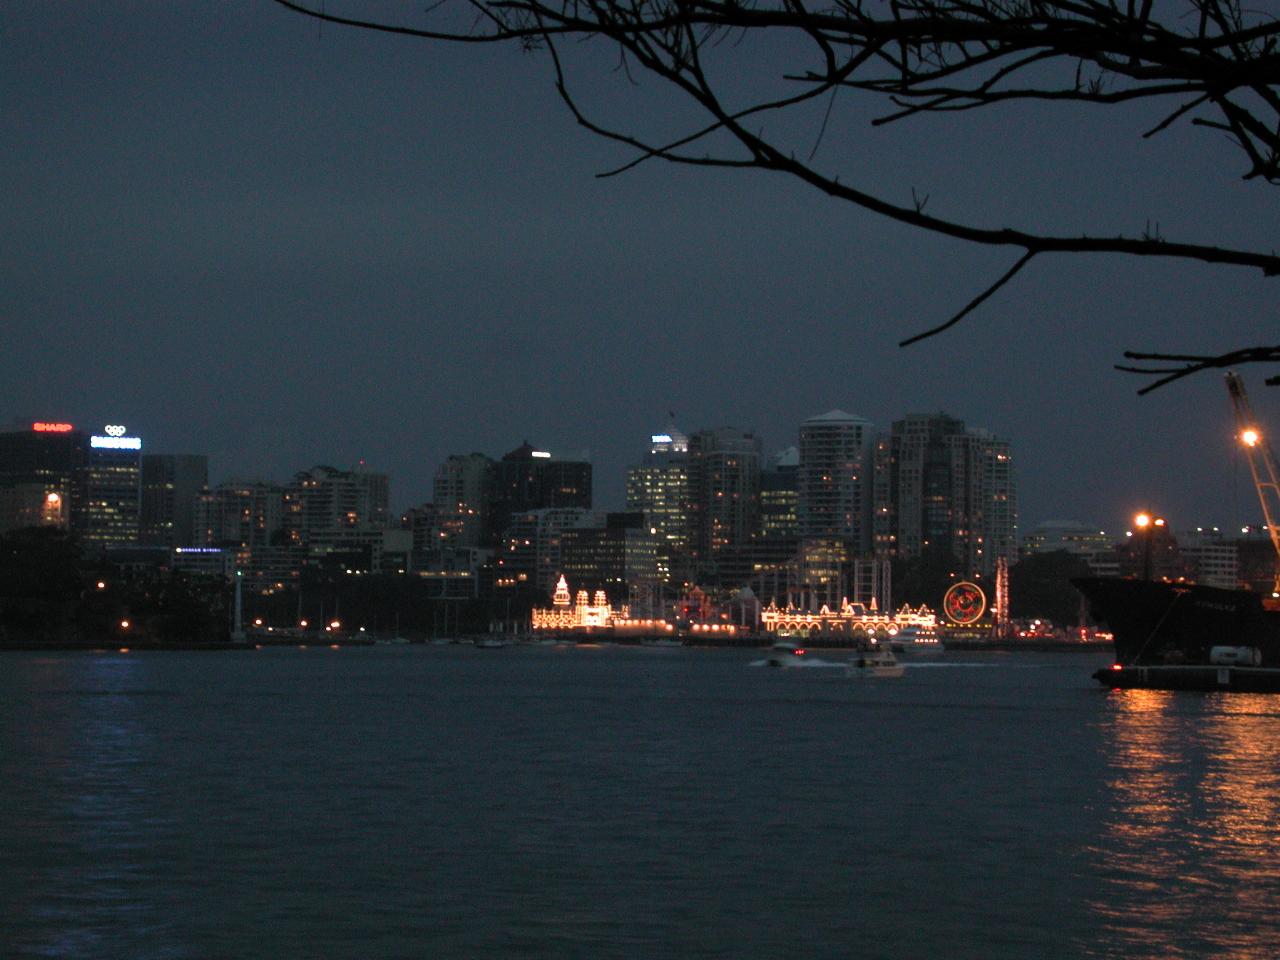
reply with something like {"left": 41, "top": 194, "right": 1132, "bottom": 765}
{"left": 4, "top": 2, "right": 1277, "bottom": 535}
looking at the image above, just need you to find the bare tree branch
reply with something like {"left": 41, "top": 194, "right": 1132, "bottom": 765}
{"left": 270, "top": 0, "right": 1280, "bottom": 385}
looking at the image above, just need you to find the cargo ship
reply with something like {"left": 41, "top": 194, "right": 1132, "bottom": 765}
{"left": 1073, "top": 576, "right": 1280, "bottom": 691}
{"left": 1079, "top": 372, "right": 1280, "bottom": 692}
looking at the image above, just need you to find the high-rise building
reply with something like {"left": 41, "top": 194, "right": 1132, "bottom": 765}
{"left": 283, "top": 464, "right": 390, "bottom": 551}
{"left": 688, "top": 427, "right": 762, "bottom": 579}
{"left": 872, "top": 413, "right": 1017, "bottom": 579}
{"left": 759, "top": 447, "right": 800, "bottom": 539}
{"left": 798, "top": 410, "right": 872, "bottom": 550}
{"left": 489, "top": 443, "right": 592, "bottom": 543}
{"left": 559, "top": 512, "right": 661, "bottom": 602}
{"left": 432, "top": 453, "right": 494, "bottom": 548}
{"left": 0, "top": 422, "right": 84, "bottom": 532}
{"left": 626, "top": 426, "right": 693, "bottom": 583}
{"left": 78, "top": 423, "right": 144, "bottom": 548}
{"left": 0, "top": 420, "right": 143, "bottom": 547}
{"left": 194, "top": 480, "right": 284, "bottom": 550}
{"left": 140, "top": 454, "right": 208, "bottom": 547}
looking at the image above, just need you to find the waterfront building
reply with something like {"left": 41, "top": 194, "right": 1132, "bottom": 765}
{"left": 626, "top": 426, "right": 694, "bottom": 583}
{"left": 140, "top": 454, "right": 208, "bottom": 547}
{"left": 798, "top": 410, "right": 873, "bottom": 551}
{"left": 872, "top": 413, "right": 1017, "bottom": 580}
{"left": 530, "top": 574, "right": 681, "bottom": 637}
{"left": 760, "top": 597, "right": 939, "bottom": 644}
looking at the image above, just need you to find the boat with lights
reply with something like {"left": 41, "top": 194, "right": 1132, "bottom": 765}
{"left": 846, "top": 647, "right": 904, "bottom": 678}
{"left": 766, "top": 640, "right": 809, "bottom": 667}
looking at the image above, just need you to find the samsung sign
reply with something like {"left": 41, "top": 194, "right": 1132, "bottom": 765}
{"left": 90, "top": 424, "right": 142, "bottom": 450}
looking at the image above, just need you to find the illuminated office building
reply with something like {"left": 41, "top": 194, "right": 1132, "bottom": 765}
{"left": 0, "top": 422, "right": 84, "bottom": 531}
{"left": 626, "top": 427, "right": 693, "bottom": 583}
{"left": 759, "top": 447, "right": 799, "bottom": 539}
{"left": 0, "top": 420, "right": 144, "bottom": 546}
{"left": 78, "top": 424, "right": 144, "bottom": 548}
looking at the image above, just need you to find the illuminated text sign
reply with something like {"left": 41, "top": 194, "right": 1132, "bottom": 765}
{"left": 32, "top": 422, "right": 74, "bottom": 433}
{"left": 90, "top": 435, "right": 142, "bottom": 450}
{"left": 531, "top": 451, "right": 552, "bottom": 459}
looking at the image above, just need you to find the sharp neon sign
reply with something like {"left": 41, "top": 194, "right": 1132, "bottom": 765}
{"left": 32, "top": 422, "right": 74, "bottom": 433}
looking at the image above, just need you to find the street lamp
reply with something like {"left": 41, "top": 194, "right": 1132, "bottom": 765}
{"left": 1134, "top": 511, "right": 1166, "bottom": 580}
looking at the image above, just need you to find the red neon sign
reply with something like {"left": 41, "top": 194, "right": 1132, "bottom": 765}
{"left": 32, "top": 422, "right": 74, "bottom": 433}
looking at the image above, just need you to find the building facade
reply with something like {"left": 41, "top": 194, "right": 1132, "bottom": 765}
{"left": 798, "top": 409, "right": 873, "bottom": 550}
{"left": 140, "top": 454, "right": 208, "bottom": 547}
{"left": 872, "top": 413, "right": 1017, "bottom": 579}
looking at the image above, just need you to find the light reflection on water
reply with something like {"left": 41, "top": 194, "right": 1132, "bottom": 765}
{"left": 6, "top": 649, "right": 1280, "bottom": 958}
{"left": 1090, "top": 690, "right": 1280, "bottom": 959}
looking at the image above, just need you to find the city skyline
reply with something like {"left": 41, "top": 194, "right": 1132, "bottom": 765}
{"left": 4, "top": 406, "right": 1270, "bottom": 539}
{"left": 3, "top": 4, "right": 1277, "bottom": 543}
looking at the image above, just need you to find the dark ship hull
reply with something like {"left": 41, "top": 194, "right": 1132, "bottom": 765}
{"left": 1073, "top": 576, "right": 1280, "bottom": 691}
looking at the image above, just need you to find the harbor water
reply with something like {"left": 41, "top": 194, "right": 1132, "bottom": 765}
{"left": 3, "top": 645, "right": 1279, "bottom": 959}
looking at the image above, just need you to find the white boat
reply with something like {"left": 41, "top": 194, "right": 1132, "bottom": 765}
{"left": 767, "top": 640, "right": 809, "bottom": 667}
{"left": 846, "top": 647, "right": 905, "bottom": 678}
{"left": 887, "top": 624, "right": 945, "bottom": 654}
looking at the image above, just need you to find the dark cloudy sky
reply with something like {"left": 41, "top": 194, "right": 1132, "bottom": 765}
{"left": 3, "top": 1, "right": 1277, "bottom": 536}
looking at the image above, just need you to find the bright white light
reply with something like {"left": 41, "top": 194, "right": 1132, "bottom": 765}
{"left": 91, "top": 435, "right": 141, "bottom": 450}
{"left": 105, "top": 424, "right": 127, "bottom": 437}
{"left": 531, "top": 450, "right": 552, "bottom": 459}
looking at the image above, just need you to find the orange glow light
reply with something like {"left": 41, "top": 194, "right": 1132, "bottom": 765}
{"left": 32, "top": 422, "right": 74, "bottom": 433}
{"left": 120, "top": 619, "right": 130, "bottom": 629}
{"left": 1242, "top": 428, "right": 1260, "bottom": 447}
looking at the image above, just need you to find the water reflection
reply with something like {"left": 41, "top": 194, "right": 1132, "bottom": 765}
{"left": 4, "top": 654, "right": 185, "bottom": 959}
{"left": 1089, "top": 690, "right": 1280, "bottom": 959}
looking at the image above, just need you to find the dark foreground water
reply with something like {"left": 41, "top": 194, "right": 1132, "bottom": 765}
{"left": 3, "top": 645, "right": 1279, "bottom": 959}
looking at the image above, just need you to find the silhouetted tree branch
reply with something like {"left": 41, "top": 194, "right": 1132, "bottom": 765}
{"left": 1116, "top": 345, "right": 1280, "bottom": 393}
{"left": 272, "top": 0, "right": 1280, "bottom": 385}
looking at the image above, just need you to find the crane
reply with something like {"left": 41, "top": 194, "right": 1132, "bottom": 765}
{"left": 1226, "top": 372, "right": 1280, "bottom": 596}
